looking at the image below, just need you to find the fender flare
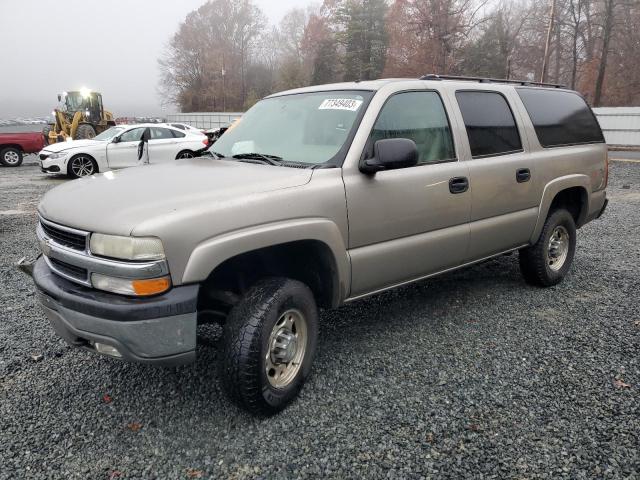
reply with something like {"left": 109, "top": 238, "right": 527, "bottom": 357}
{"left": 181, "top": 218, "right": 351, "bottom": 307}
{"left": 530, "top": 174, "right": 590, "bottom": 244}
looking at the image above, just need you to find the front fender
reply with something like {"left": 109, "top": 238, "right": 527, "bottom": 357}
{"left": 530, "top": 174, "right": 590, "bottom": 244}
{"left": 181, "top": 218, "right": 351, "bottom": 305}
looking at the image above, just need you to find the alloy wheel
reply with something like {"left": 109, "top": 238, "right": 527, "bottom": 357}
{"left": 71, "top": 156, "right": 95, "bottom": 177}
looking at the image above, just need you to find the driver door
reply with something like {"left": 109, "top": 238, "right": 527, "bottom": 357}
{"left": 343, "top": 90, "right": 471, "bottom": 297}
{"left": 106, "top": 127, "right": 147, "bottom": 169}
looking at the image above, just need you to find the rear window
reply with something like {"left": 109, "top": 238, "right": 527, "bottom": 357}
{"left": 516, "top": 89, "right": 604, "bottom": 147}
{"left": 455, "top": 91, "right": 522, "bottom": 158}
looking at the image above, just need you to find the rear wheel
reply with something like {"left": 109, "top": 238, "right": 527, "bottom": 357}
{"left": 67, "top": 155, "right": 98, "bottom": 178}
{"left": 75, "top": 124, "right": 96, "bottom": 140}
{"left": 220, "top": 277, "right": 319, "bottom": 415}
{"left": 0, "top": 147, "right": 23, "bottom": 167}
{"left": 176, "top": 150, "right": 195, "bottom": 159}
{"left": 519, "top": 209, "right": 576, "bottom": 287}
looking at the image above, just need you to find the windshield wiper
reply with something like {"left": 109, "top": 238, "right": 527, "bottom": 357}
{"left": 232, "top": 153, "right": 283, "bottom": 166}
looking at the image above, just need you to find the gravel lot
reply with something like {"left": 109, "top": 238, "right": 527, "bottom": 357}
{"left": 1, "top": 156, "right": 638, "bottom": 479}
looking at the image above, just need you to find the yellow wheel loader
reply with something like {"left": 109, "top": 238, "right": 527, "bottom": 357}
{"left": 43, "top": 89, "right": 116, "bottom": 144}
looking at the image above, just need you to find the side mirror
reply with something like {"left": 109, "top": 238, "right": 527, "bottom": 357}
{"left": 111, "top": 136, "right": 120, "bottom": 144}
{"left": 360, "top": 138, "right": 419, "bottom": 174}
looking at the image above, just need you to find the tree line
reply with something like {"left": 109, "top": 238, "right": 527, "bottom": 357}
{"left": 159, "top": 0, "right": 640, "bottom": 112}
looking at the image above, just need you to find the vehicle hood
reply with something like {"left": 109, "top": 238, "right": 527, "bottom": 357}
{"left": 38, "top": 158, "right": 313, "bottom": 235}
{"left": 41, "top": 139, "right": 103, "bottom": 153}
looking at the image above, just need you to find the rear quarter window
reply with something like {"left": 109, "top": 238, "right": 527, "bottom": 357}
{"left": 455, "top": 91, "right": 523, "bottom": 158}
{"left": 516, "top": 88, "right": 604, "bottom": 147}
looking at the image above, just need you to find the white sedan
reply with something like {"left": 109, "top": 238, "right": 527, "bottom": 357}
{"left": 38, "top": 124, "right": 209, "bottom": 178}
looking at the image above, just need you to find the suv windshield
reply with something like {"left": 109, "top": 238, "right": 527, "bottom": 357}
{"left": 213, "top": 91, "right": 373, "bottom": 166}
{"left": 94, "top": 127, "right": 125, "bottom": 141}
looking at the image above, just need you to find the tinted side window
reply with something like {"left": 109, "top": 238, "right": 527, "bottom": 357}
{"left": 171, "top": 129, "right": 186, "bottom": 138}
{"left": 456, "top": 91, "right": 522, "bottom": 157}
{"left": 369, "top": 91, "right": 456, "bottom": 164}
{"left": 517, "top": 89, "right": 604, "bottom": 147}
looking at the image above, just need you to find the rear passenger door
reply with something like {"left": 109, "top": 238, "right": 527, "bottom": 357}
{"left": 147, "top": 127, "right": 177, "bottom": 163}
{"left": 344, "top": 90, "right": 471, "bottom": 297}
{"left": 452, "top": 90, "right": 540, "bottom": 260}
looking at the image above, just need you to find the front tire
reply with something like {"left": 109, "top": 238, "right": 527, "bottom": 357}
{"left": 75, "top": 124, "right": 96, "bottom": 140}
{"left": 519, "top": 209, "right": 576, "bottom": 287}
{"left": 67, "top": 154, "right": 98, "bottom": 178}
{"left": 220, "top": 277, "right": 319, "bottom": 415}
{"left": 0, "top": 147, "right": 23, "bottom": 167}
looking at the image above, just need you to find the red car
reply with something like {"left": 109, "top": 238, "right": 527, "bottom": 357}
{"left": 0, "top": 132, "right": 46, "bottom": 167}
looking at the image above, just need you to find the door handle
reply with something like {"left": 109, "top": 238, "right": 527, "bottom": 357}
{"left": 449, "top": 176, "right": 469, "bottom": 194}
{"left": 516, "top": 168, "right": 531, "bottom": 183}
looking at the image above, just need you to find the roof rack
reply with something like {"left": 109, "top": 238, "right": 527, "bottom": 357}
{"left": 419, "top": 74, "right": 566, "bottom": 89}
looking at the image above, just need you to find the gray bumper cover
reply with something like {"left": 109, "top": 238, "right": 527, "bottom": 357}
{"left": 33, "top": 257, "right": 199, "bottom": 366}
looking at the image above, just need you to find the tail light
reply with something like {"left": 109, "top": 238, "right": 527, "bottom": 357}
{"left": 202, "top": 138, "right": 209, "bottom": 146}
{"left": 604, "top": 152, "right": 609, "bottom": 188}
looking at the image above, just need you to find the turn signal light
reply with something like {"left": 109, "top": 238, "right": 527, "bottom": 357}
{"left": 132, "top": 277, "right": 171, "bottom": 296}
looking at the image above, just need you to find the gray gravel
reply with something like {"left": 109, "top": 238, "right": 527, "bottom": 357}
{"left": 1, "top": 157, "right": 639, "bottom": 479}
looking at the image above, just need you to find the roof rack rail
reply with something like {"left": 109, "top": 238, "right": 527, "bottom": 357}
{"left": 419, "top": 74, "right": 566, "bottom": 89}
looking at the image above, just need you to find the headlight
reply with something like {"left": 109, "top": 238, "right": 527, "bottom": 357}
{"left": 48, "top": 152, "right": 70, "bottom": 160}
{"left": 90, "top": 234, "right": 165, "bottom": 261}
{"left": 91, "top": 273, "right": 171, "bottom": 296}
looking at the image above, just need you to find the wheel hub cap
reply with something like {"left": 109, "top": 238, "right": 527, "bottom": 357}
{"left": 547, "top": 225, "right": 569, "bottom": 271}
{"left": 265, "top": 309, "right": 307, "bottom": 389}
{"left": 270, "top": 330, "right": 297, "bottom": 364}
{"left": 5, "top": 151, "right": 19, "bottom": 164}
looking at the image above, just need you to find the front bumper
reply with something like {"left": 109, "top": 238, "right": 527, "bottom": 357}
{"left": 39, "top": 154, "right": 67, "bottom": 174}
{"left": 32, "top": 257, "right": 199, "bottom": 366}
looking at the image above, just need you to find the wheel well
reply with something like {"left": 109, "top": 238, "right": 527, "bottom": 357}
{"left": 0, "top": 144, "right": 24, "bottom": 153}
{"left": 549, "top": 187, "right": 588, "bottom": 227}
{"left": 197, "top": 240, "right": 338, "bottom": 322}
{"left": 176, "top": 150, "right": 195, "bottom": 159}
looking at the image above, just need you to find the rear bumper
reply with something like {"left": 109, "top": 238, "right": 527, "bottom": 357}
{"left": 32, "top": 257, "right": 199, "bottom": 366}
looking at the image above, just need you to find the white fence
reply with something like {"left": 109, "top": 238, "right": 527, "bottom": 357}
{"left": 166, "top": 112, "right": 243, "bottom": 130}
{"left": 593, "top": 107, "right": 640, "bottom": 148}
{"left": 168, "top": 108, "right": 640, "bottom": 149}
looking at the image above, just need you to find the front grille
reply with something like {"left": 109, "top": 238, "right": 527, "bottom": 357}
{"left": 49, "top": 258, "right": 88, "bottom": 281}
{"left": 40, "top": 220, "right": 87, "bottom": 251}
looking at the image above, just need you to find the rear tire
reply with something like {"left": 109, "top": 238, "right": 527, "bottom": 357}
{"left": 220, "top": 277, "right": 319, "bottom": 415}
{"left": 67, "top": 154, "right": 98, "bottom": 178}
{"left": 519, "top": 209, "right": 576, "bottom": 287}
{"left": 0, "top": 147, "right": 23, "bottom": 167}
{"left": 75, "top": 124, "right": 96, "bottom": 140}
{"left": 176, "top": 150, "right": 195, "bottom": 159}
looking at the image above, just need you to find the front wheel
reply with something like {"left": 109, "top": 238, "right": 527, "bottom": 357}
{"left": 67, "top": 155, "right": 98, "bottom": 178}
{"left": 75, "top": 124, "right": 96, "bottom": 140}
{"left": 519, "top": 209, "right": 576, "bottom": 287}
{"left": 220, "top": 277, "right": 319, "bottom": 415}
{"left": 0, "top": 147, "right": 23, "bottom": 167}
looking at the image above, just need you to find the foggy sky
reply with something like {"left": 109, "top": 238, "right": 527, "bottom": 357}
{"left": 0, "top": 0, "right": 312, "bottom": 118}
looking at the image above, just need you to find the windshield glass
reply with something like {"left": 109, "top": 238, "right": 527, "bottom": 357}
{"left": 64, "top": 92, "right": 85, "bottom": 112}
{"left": 213, "top": 90, "right": 373, "bottom": 165}
{"left": 94, "top": 127, "right": 125, "bottom": 141}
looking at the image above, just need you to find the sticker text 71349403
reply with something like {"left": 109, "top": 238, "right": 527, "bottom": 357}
{"left": 318, "top": 99, "right": 363, "bottom": 112}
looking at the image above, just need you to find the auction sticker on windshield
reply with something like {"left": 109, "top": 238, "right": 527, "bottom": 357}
{"left": 319, "top": 99, "right": 363, "bottom": 111}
